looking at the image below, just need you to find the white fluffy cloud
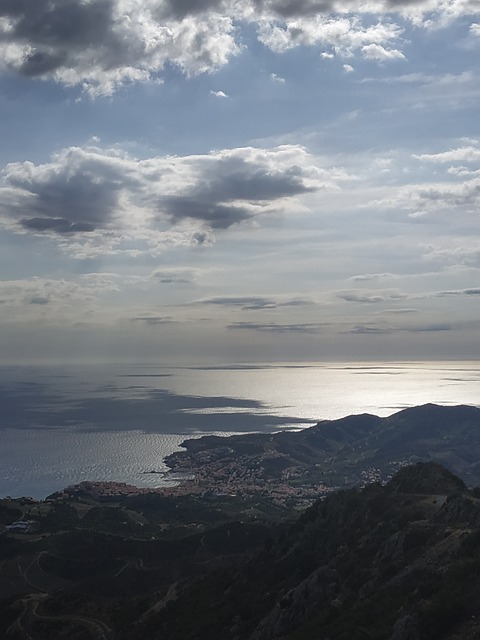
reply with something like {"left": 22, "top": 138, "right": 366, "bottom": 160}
{"left": 257, "top": 17, "right": 404, "bottom": 57}
{"left": 414, "top": 146, "right": 480, "bottom": 163}
{"left": 0, "top": 0, "right": 477, "bottom": 94}
{"left": 361, "top": 43, "right": 406, "bottom": 61}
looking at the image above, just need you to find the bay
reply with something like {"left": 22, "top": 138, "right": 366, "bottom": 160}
{"left": 0, "top": 361, "right": 479, "bottom": 498}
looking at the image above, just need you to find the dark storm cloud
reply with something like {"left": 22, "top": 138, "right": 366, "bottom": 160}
{"left": 204, "top": 161, "right": 315, "bottom": 201}
{"left": 158, "top": 159, "right": 315, "bottom": 229}
{"left": 0, "top": 0, "right": 239, "bottom": 94}
{"left": 1, "top": 148, "right": 139, "bottom": 235}
{"left": 0, "top": 0, "right": 118, "bottom": 75}
{"left": 20, "top": 50, "right": 68, "bottom": 76}
{"left": 161, "top": 197, "right": 253, "bottom": 229}
{"left": 253, "top": 0, "right": 336, "bottom": 17}
{"left": 0, "top": 0, "right": 114, "bottom": 45}
{"left": 252, "top": 0, "right": 442, "bottom": 18}
{"left": 158, "top": 0, "right": 224, "bottom": 20}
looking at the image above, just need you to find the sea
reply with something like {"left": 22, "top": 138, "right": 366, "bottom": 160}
{"left": 1, "top": 361, "right": 479, "bottom": 499}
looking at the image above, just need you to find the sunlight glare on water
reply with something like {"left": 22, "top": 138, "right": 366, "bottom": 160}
{"left": 169, "top": 361, "right": 480, "bottom": 422}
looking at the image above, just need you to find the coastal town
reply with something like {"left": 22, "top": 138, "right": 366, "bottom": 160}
{"left": 47, "top": 443, "right": 399, "bottom": 508}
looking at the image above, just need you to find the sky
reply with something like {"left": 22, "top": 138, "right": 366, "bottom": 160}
{"left": 0, "top": 0, "right": 479, "bottom": 364}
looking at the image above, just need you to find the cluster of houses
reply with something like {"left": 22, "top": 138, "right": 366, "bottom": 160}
{"left": 4, "top": 519, "right": 36, "bottom": 533}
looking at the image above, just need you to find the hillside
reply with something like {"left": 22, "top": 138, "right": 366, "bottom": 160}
{"left": 165, "top": 403, "right": 480, "bottom": 492}
{"left": 2, "top": 462, "right": 480, "bottom": 639}
{"left": 2, "top": 403, "right": 480, "bottom": 639}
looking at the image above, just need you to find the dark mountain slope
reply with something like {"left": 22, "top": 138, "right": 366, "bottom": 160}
{"left": 136, "top": 462, "right": 480, "bottom": 640}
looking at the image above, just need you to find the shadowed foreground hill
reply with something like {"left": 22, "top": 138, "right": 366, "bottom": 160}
{"left": 2, "top": 461, "right": 480, "bottom": 639}
{"left": 130, "top": 462, "right": 480, "bottom": 640}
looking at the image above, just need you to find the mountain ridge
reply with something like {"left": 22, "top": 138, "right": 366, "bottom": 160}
{"left": 165, "top": 403, "right": 480, "bottom": 494}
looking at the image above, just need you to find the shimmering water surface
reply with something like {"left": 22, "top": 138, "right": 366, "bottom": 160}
{"left": 1, "top": 361, "right": 479, "bottom": 498}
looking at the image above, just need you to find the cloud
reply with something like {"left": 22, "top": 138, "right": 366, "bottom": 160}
{"left": 1, "top": 146, "right": 136, "bottom": 234}
{"left": 257, "top": 16, "right": 405, "bottom": 58}
{"left": 270, "top": 72, "right": 285, "bottom": 82}
{"left": 405, "top": 323, "right": 452, "bottom": 332}
{"left": 202, "top": 296, "right": 277, "bottom": 309}
{"left": 210, "top": 89, "right": 229, "bottom": 97}
{"left": 228, "top": 321, "right": 323, "bottom": 333}
{"left": 198, "top": 295, "right": 313, "bottom": 310}
{"left": 343, "top": 320, "right": 453, "bottom": 335}
{"left": 159, "top": 197, "right": 253, "bottom": 229}
{"left": 339, "top": 286, "right": 480, "bottom": 305}
{"left": 438, "top": 288, "right": 480, "bottom": 297}
{"left": 1, "top": 1, "right": 477, "bottom": 94}
{"left": 349, "top": 272, "right": 396, "bottom": 281}
{"left": 0, "top": 276, "right": 119, "bottom": 322}
{"left": 361, "top": 43, "right": 405, "bottom": 61}
{"left": 150, "top": 267, "right": 203, "bottom": 283}
{"left": 338, "top": 290, "right": 409, "bottom": 303}
{"left": 369, "top": 157, "right": 480, "bottom": 216}
{"left": 0, "top": 0, "right": 239, "bottom": 96}
{"left": 413, "top": 146, "right": 480, "bottom": 163}
{"left": 130, "top": 316, "right": 176, "bottom": 325}
{"left": 253, "top": 0, "right": 479, "bottom": 22}
{"left": 29, "top": 295, "right": 50, "bottom": 305}
{"left": 406, "top": 179, "right": 480, "bottom": 217}
{"left": 150, "top": 146, "right": 320, "bottom": 229}
{"left": 0, "top": 143, "right": 327, "bottom": 252}
{"left": 345, "top": 324, "right": 389, "bottom": 334}
{"left": 385, "top": 308, "right": 418, "bottom": 314}
{"left": 421, "top": 245, "right": 480, "bottom": 269}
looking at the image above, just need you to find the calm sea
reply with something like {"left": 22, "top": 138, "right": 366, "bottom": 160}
{"left": 1, "top": 361, "right": 479, "bottom": 498}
